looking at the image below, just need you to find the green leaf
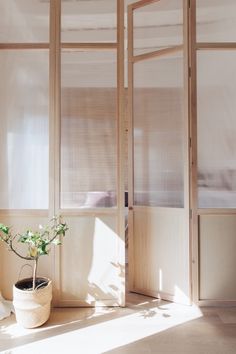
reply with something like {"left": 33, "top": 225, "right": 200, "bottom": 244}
{"left": 0, "top": 215, "right": 68, "bottom": 264}
{"left": 0, "top": 223, "right": 9, "bottom": 235}
{"left": 52, "top": 238, "right": 62, "bottom": 246}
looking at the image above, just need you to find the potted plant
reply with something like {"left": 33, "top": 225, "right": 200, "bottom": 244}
{"left": 0, "top": 216, "right": 68, "bottom": 328}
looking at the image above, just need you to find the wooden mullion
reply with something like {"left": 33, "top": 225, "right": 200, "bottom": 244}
{"left": 61, "top": 42, "right": 117, "bottom": 50}
{"left": 188, "top": 0, "right": 199, "bottom": 305}
{"left": 117, "top": 0, "right": 125, "bottom": 307}
{"left": 131, "top": 0, "right": 159, "bottom": 11}
{"left": 133, "top": 45, "right": 183, "bottom": 63}
{"left": 59, "top": 208, "right": 118, "bottom": 216}
{"left": 0, "top": 210, "right": 48, "bottom": 217}
{"left": 198, "top": 208, "right": 236, "bottom": 215}
{"left": 127, "top": 4, "right": 135, "bottom": 293}
{"left": 183, "top": 0, "right": 192, "bottom": 305}
{"left": 0, "top": 43, "right": 49, "bottom": 50}
{"left": 197, "top": 42, "right": 236, "bottom": 50}
{"left": 49, "top": 0, "right": 61, "bottom": 305}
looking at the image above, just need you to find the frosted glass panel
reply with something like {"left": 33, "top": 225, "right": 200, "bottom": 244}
{"left": 0, "top": 51, "right": 49, "bottom": 209}
{"left": 196, "top": 0, "right": 236, "bottom": 42}
{"left": 61, "top": 0, "right": 116, "bottom": 43}
{"left": 133, "top": 0, "right": 183, "bottom": 55}
{"left": 0, "top": 0, "right": 49, "bottom": 43}
{"left": 197, "top": 51, "right": 236, "bottom": 208}
{"left": 133, "top": 53, "right": 184, "bottom": 207}
{"left": 61, "top": 51, "right": 117, "bottom": 209}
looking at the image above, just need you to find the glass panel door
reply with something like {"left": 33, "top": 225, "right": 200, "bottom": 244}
{"left": 128, "top": 0, "right": 190, "bottom": 304}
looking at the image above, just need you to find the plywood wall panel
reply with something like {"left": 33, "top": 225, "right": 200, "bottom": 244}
{"left": 132, "top": 207, "right": 190, "bottom": 304}
{"left": 58, "top": 215, "right": 123, "bottom": 306}
{"left": 199, "top": 215, "right": 236, "bottom": 300}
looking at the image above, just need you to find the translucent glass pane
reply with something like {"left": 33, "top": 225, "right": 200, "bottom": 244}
{"left": 61, "top": 51, "right": 117, "bottom": 209}
{"left": 0, "top": 0, "right": 49, "bottom": 43}
{"left": 61, "top": 0, "right": 117, "bottom": 43}
{"left": 133, "top": 52, "right": 184, "bottom": 207}
{"left": 0, "top": 51, "right": 49, "bottom": 209}
{"left": 196, "top": 0, "right": 236, "bottom": 42}
{"left": 197, "top": 51, "right": 236, "bottom": 208}
{"left": 133, "top": 0, "right": 183, "bottom": 56}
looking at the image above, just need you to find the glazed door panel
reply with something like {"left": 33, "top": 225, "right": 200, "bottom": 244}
{"left": 0, "top": 0, "right": 125, "bottom": 307}
{"left": 128, "top": 0, "right": 190, "bottom": 304}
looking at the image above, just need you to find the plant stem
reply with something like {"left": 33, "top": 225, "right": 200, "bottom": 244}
{"left": 33, "top": 258, "right": 38, "bottom": 290}
{"left": 8, "top": 238, "right": 33, "bottom": 261}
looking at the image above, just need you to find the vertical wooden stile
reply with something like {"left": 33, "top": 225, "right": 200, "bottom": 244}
{"left": 188, "top": 0, "right": 198, "bottom": 304}
{"left": 49, "top": 0, "right": 61, "bottom": 304}
{"left": 127, "top": 4, "right": 135, "bottom": 292}
{"left": 117, "top": 0, "right": 125, "bottom": 306}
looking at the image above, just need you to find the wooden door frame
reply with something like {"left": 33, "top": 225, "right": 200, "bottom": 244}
{"left": 0, "top": 0, "right": 126, "bottom": 306}
{"left": 127, "top": 0, "right": 192, "bottom": 303}
{"left": 53, "top": 0, "right": 126, "bottom": 307}
{"left": 189, "top": 0, "right": 236, "bottom": 306}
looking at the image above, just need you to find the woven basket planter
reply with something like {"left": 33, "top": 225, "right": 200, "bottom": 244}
{"left": 13, "top": 277, "right": 52, "bottom": 328}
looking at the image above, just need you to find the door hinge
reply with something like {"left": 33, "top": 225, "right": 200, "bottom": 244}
{"left": 190, "top": 209, "right": 193, "bottom": 219}
{"left": 188, "top": 66, "right": 191, "bottom": 78}
{"left": 189, "top": 137, "right": 192, "bottom": 148}
{"left": 188, "top": 0, "right": 191, "bottom": 9}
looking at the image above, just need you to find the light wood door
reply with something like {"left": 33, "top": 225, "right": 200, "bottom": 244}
{"left": 0, "top": 0, "right": 125, "bottom": 307}
{"left": 128, "top": 0, "right": 191, "bottom": 304}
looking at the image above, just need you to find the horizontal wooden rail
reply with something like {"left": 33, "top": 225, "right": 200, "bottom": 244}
{"left": 0, "top": 43, "right": 49, "bottom": 50}
{"left": 59, "top": 208, "right": 118, "bottom": 216}
{"left": 0, "top": 43, "right": 118, "bottom": 50}
{"left": 198, "top": 208, "right": 236, "bottom": 215}
{"left": 132, "top": 44, "right": 183, "bottom": 62}
{"left": 0, "top": 209, "right": 49, "bottom": 217}
{"left": 61, "top": 43, "right": 117, "bottom": 50}
{"left": 196, "top": 42, "right": 236, "bottom": 50}
{"left": 129, "top": 0, "right": 160, "bottom": 11}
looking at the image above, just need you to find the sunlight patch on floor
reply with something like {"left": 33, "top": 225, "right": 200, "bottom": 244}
{"left": 4, "top": 303, "right": 203, "bottom": 354}
{"left": 1, "top": 306, "right": 115, "bottom": 339}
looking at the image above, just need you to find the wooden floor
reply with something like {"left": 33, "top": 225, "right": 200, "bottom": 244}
{"left": 1, "top": 291, "right": 236, "bottom": 353}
